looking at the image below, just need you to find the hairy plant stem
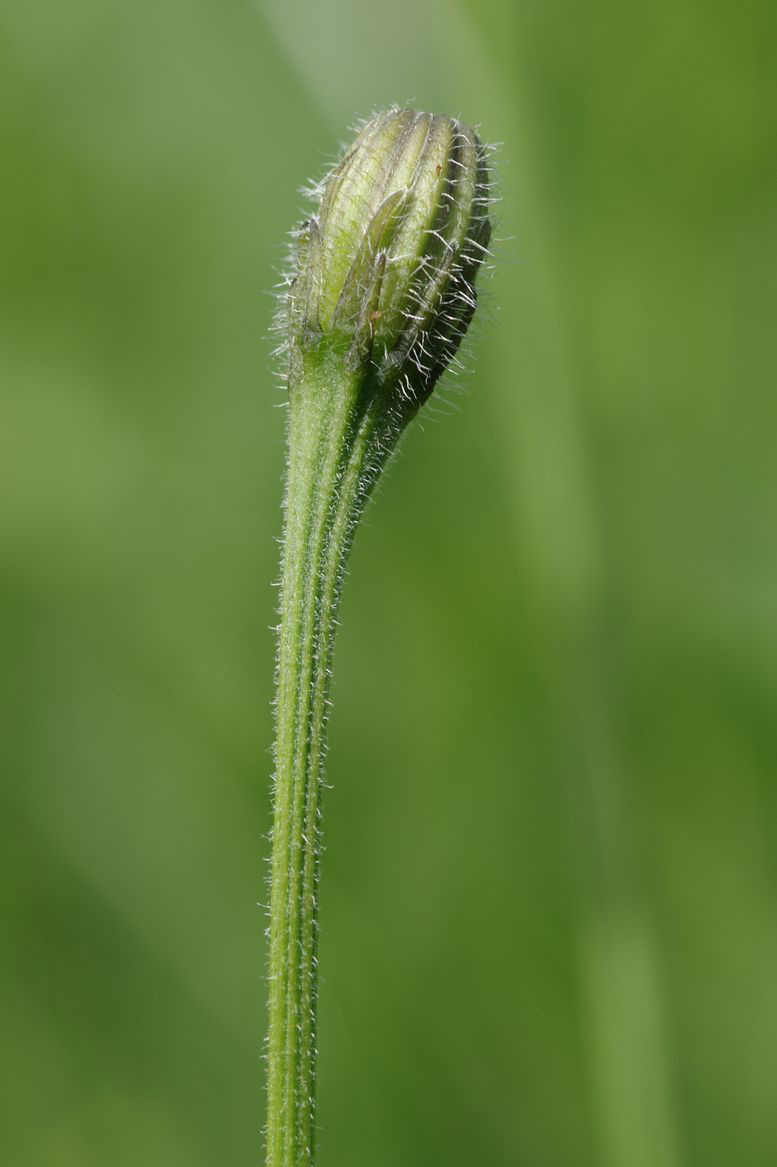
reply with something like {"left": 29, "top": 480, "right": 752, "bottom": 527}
{"left": 267, "top": 350, "right": 402, "bottom": 1167}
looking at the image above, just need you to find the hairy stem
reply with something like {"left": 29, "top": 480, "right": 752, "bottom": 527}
{"left": 267, "top": 352, "right": 397, "bottom": 1166}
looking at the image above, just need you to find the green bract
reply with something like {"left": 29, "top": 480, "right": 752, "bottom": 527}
{"left": 288, "top": 107, "right": 492, "bottom": 406}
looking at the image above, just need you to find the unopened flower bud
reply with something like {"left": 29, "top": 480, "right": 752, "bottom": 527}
{"left": 287, "top": 107, "right": 492, "bottom": 406}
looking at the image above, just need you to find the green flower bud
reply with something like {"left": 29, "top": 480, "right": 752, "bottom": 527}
{"left": 286, "top": 107, "right": 493, "bottom": 407}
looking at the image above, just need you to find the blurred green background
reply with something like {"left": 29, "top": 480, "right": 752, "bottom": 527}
{"left": 2, "top": 0, "right": 776, "bottom": 1164}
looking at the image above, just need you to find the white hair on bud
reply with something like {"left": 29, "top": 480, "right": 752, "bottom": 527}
{"left": 271, "top": 107, "right": 501, "bottom": 418}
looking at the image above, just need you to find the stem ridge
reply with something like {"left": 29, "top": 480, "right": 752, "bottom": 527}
{"left": 267, "top": 357, "right": 398, "bottom": 1167}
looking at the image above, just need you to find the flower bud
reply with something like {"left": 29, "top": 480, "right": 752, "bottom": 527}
{"left": 287, "top": 108, "right": 492, "bottom": 406}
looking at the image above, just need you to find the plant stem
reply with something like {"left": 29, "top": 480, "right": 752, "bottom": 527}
{"left": 267, "top": 351, "right": 397, "bottom": 1167}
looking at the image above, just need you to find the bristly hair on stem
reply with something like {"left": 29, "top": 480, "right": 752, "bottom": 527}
{"left": 265, "top": 106, "right": 496, "bottom": 1167}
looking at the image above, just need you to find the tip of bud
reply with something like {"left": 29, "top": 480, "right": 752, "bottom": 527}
{"left": 284, "top": 107, "right": 494, "bottom": 409}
